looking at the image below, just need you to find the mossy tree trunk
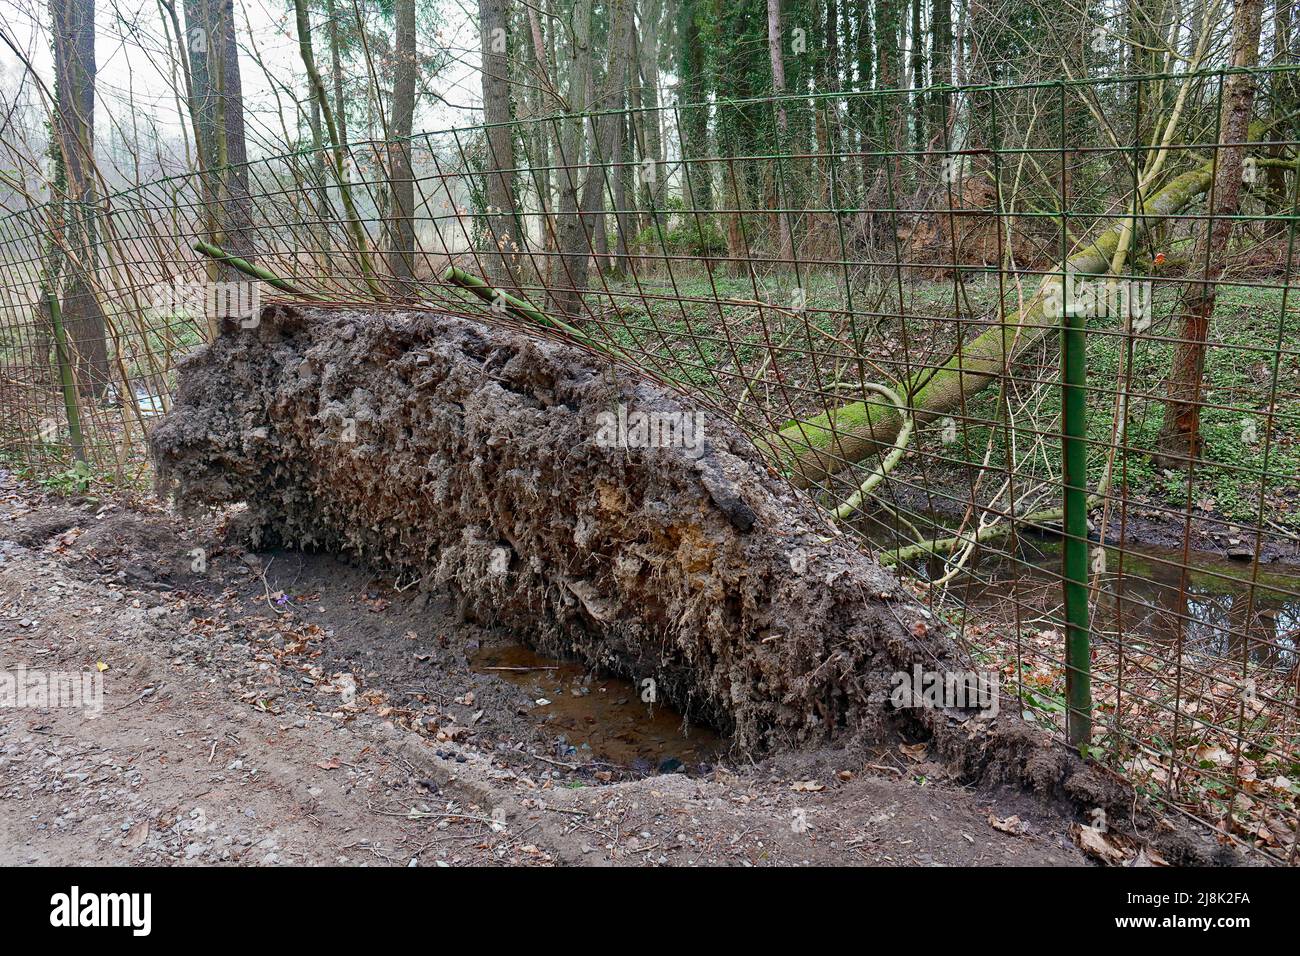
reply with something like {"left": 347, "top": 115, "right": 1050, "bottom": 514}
{"left": 764, "top": 164, "right": 1217, "bottom": 486}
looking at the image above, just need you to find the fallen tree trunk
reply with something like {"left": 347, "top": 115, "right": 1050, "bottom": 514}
{"left": 762, "top": 164, "right": 1215, "bottom": 487}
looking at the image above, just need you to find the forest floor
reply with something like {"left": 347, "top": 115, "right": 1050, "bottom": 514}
{"left": 0, "top": 471, "right": 1089, "bottom": 867}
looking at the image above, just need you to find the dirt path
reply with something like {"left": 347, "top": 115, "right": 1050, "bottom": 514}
{"left": 0, "top": 475, "right": 1085, "bottom": 866}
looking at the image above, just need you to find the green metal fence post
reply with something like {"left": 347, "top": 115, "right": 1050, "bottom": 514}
{"left": 1061, "top": 294, "right": 1093, "bottom": 748}
{"left": 47, "top": 293, "right": 86, "bottom": 464}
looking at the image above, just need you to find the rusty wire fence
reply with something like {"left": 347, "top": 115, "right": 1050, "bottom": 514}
{"left": 2, "top": 68, "right": 1299, "bottom": 861}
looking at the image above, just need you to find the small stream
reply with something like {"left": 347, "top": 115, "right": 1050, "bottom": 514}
{"left": 908, "top": 535, "right": 1300, "bottom": 669}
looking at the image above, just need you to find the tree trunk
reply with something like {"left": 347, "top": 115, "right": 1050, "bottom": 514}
{"left": 677, "top": 0, "right": 712, "bottom": 211}
{"left": 388, "top": 0, "right": 417, "bottom": 285}
{"left": 767, "top": 0, "right": 795, "bottom": 265}
{"left": 764, "top": 163, "right": 1219, "bottom": 485}
{"left": 875, "top": 0, "right": 902, "bottom": 184}
{"left": 852, "top": 0, "right": 872, "bottom": 197}
{"left": 550, "top": 0, "right": 594, "bottom": 316}
{"left": 291, "top": 0, "right": 381, "bottom": 296}
{"left": 478, "top": 0, "right": 522, "bottom": 288}
{"left": 613, "top": 110, "right": 633, "bottom": 275}
{"left": 1265, "top": 0, "right": 1294, "bottom": 234}
{"left": 910, "top": 0, "right": 924, "bottom": 149}
{"left": 213, "top": 0, "right": 252, "bottom": 263}
{"left": 635, "top": 0, "right": 665, "bottom": 230}
{"left": 182, "top": 0, "right": 253, "bottom": 308}
{"left": 525, "top": 3, "right": 556, "bottom": 255}
{"left": 930, "top": 0, "right": 952, "bottom": 140}
{"left": 576, "top": 0, "right": 633, "bottom": 283}
{"left": 1155, "top": 0, "right": 1264, "bottom": 466}
{"left": 326, "top": 0, "right": 347, "bottom": 145}
{"left": 49, "top": 0, "right": 110, "bottom": 399}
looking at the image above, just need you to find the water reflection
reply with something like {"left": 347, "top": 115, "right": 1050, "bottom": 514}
{"left": 907, "top": 535, "right": 1300, "bottom": 670}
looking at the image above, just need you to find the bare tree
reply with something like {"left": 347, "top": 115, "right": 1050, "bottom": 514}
{"left": 478, "top": 0, "right": 522, "bottom": 288}
{"left": 291, "top": 0, "right": 381, "bottom": 296}
{"left": 49, "top": 0, "right": 110, "bottom": 398}
{"left": 388, "top": 0, "right": 417, "bottom": 284}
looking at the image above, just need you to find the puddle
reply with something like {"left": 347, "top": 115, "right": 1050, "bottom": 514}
{"left": 471, "top": 642, "right": 728, "bottom": 769}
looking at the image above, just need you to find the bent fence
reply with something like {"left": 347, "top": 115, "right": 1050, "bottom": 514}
{"left": 2, "top": 70, "right": 1298, "bottom": 861}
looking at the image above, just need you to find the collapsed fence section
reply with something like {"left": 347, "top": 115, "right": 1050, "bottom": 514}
{"left": 1, "top": 69, "right": 1299, "bottom": 860}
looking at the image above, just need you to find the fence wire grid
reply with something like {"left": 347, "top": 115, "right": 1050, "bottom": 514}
{"left": 2, "top": 68, "right": 1300, "bottom": 862}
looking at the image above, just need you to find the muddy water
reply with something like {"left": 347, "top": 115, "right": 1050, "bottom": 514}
{"left": 931, "top": 538, "right": 1300, "bottom": 669}
{"left": 471, "top": 642, "right": 727, "bottom": 769}
{"left": 474, "top": 537, "right": 1296, "bottom": 767}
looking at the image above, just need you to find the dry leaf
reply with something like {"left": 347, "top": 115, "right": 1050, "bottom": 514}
{"left": 988, "top": 813, "right": 1028, "bottom": 835}
{"left": 792, "top": 780, "right": 824, "bottom": 792}
{"left": 1190, "top": 744, "right": 1232, "bottom": 767}
{"left": 1130, "top": 847, "right": 1169, "bottom": 867}
{"left": 899, "top": 742, "right": 928, "bottom": 762}
{"left": 126, "top": 821, "right": 149, "bottom": 848}
{"left": 1072, "top": 823, "right": 1127, "bottom": 864}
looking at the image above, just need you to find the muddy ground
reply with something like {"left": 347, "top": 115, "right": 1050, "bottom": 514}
{"left": 0, "top": 473, "right": 1089, "bottom": 867}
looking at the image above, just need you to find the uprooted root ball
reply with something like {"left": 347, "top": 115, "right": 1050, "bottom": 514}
{"left": 152, "top": 304, "right": 1207, "bottom": 858}
{"left": 151, "top": 304, "right": 948, "bottom": 750}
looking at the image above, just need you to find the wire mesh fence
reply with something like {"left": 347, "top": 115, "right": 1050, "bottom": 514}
{"left": 2, "top": 67, "right": 1299, "bottom": 861}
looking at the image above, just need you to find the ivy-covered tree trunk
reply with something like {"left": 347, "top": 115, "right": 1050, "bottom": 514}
{"left": 874, "top": 0, "right": 902, "bottom": 185}
{"left": 851, "top": 0, "right": 872, "bottom": 197}
{"left": 930, "top": 0, "right": 952, "bottom": 138}
{"left": 678, "top": 0, "right": 713, "bottom": 211}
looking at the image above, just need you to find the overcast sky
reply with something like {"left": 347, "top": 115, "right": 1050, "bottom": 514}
{"left": 0, "top": 0, "right": 485, "bottom": 157}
